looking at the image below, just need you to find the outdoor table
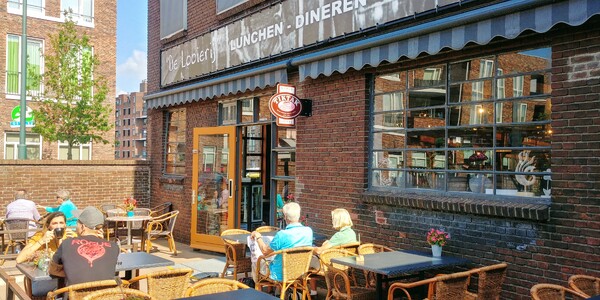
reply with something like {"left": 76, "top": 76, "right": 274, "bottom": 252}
{"left": 16, "top": 251, "right": 174, "bottom": 298}
{"left": 106, "top": 215, "right": 152, "bottom": 250}
{"left": 176, "top": 288, "right": 279, "bottom": 300}
{"left": 587, "top": 296, "right": 600, "bottom": 300}
{"left": 330, "top": 249, "right": 470, "bottom": 300}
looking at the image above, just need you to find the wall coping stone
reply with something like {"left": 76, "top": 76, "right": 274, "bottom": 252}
{"left": 0, "top": 160, "right": 150, "bottom": 166}
{"left": 361, "top": 191, "right": 550, "bottom": 221}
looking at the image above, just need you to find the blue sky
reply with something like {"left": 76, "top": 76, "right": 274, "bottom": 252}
{"left": 116, "top": 0, "right": 147, "bottom": 96}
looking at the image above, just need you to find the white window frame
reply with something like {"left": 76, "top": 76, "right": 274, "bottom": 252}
{"left": 423, "top": 68, "right": 442, "bottom": 81}
{"left": 496, "top": 68, "right": 505, "bottom": 99}
{"left": 382, "top": 92, "right": 403, "bottom": 127}
{"left": 470, "top": 104, "right": 484, "bottom": 124}
{"left": 203, "top": 146, "right": 216, "bottom": 172}
{"left": 513, "top": 75, "right": 524, "bottom": 97}
{"left": 495, "top": 103, "right": 503, "bottom": 124}
{"left": 5, "top": 35, "right": 44, "bottom": 99}
{"left": 4, "top": 132, "right": 42, "bottom": 159}
{"left": 57, "top": 141, "right": 92, "bottom": 160}
{"left": 7, "top": 0, "right": 45, "bottom": 17}
{"left": 61, "top": 0, "right": 94, "bottom": 26}
{"left": 516, "top": 103, "right": 528, "bottom": 122}
{"left": 160, "top": 0, "right": 187, "bottom": 39}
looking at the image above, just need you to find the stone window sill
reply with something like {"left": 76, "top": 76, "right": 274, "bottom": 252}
{"left": 361, "top": 190, "right": 550, "bottom": 221}
{"left": 159, "top": 175, "right": 185, "bottom": 185}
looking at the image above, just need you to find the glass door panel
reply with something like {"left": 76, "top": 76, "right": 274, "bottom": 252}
{"left": 191, "top": 126, "right": 236, "bottom": 252}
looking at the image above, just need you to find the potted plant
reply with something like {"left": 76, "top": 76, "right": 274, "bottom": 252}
{"left": 426, "top": 228, "right": 450, "bottom": 257}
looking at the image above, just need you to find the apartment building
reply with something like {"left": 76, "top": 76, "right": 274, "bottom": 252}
{"left": 0, "top": 0, "right": 116, "bottom": 160}
{"left": 115, "top": 80, "right": 148, "bottom": 160}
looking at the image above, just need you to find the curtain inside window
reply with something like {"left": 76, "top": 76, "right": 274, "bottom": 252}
{"left": 26, "top": 40, "right": 41, "bottom": 92}
{"left": 7, "top": 36, "right": 20, "bottom": 94}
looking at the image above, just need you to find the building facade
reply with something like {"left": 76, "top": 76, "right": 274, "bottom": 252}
{"left": 146, "top": 0, "right": 600, "bottom": 298}
{"left": 115, "top": 80, "right": 148, "bottom": 160}
{"left": 0, "top": 0, "right": 116, "bottom": 160}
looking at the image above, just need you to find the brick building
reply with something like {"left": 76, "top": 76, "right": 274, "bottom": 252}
{"left": 115, "top": 80, "right": 148, "bottom": 160}
{"left": 0, "top": 0, "right": 116, "bottom": 160}
{"left": 146, "top": 0, "right": 600, "bottom": 298}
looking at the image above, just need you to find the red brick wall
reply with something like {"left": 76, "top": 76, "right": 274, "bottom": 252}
{"left": 0, "top": 160, "right": 150, "bottom": 210}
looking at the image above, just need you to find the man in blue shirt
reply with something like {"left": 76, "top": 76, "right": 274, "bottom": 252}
{"left": 251, "top": 202, "right": 313, "bottom": 281}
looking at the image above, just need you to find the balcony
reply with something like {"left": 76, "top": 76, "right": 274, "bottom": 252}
{"left": 5, "top": 71, "right": 43, "bottom": 98}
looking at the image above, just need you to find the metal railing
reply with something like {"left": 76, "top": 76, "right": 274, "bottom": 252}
{"left": 5, "top": 71, "right": 43, "bottom": 97}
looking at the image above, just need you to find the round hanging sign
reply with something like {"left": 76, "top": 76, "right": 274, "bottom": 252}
{"left": 269, "top": 92, "right": 303, "bottom": 119}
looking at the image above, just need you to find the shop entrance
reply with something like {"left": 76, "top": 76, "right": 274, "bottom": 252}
{"left": 190, "top": 124, "right": 273, "bottom": 252}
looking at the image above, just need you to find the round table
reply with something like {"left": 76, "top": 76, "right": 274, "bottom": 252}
{"left": 105, "top": 215, "right": 152, "bottom": 250}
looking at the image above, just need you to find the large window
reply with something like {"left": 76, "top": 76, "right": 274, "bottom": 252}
{"left": 163, "top": 109, "right": 186, "bottom": 175}
{"left": 216, "top": 0, "right": 248, "bottom": 14}
{"left": 6, "top": 35, "right": 43, "bottom": 98}
{"left": 370, "top": 47, "right": 552, "bottom": 199}
{"left": 58, "top": 141, "right": 91, "bottom": 160}
{"left": 7, "top": 0, "right": 45, "bottom": 16}
{"left": 4, "top": 133, "right": 42, "bottom": 159}
{"left": 61, "top": 0, "right": 94, "bottom": 24}
{"left": 160, "top": 0, "right": 186, "bottom": 39}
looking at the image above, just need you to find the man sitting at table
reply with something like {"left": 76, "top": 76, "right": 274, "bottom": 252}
{"left": 6, "top": 189, "right": 41, "bottom": 238}
{"left": 49, "top": 206, "right": 120, "bottom": 285}
{"left": 250, "top": 202, "right": 313, "bottom": 281}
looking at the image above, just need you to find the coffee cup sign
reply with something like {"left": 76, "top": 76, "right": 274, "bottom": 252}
{"left": 269, "top": 84, "right": 302, "bottom": 127}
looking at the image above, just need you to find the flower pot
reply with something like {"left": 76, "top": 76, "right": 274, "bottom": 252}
{"left": 431, "top": 245, "right": 442, "bottom": 257}
{"left": 127, "top": 211, "right": 135, "bottom": 217}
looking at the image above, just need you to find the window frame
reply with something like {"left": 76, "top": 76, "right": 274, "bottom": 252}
{"left": 7, "top": 0, "right": 45, "bottom": 17}
{"left": 61, "top": 0, "right": 94, "bottom": 25}
{"left": 57, "top": 141, "right": 92, "bottom": 160}
{"left": 369, "top": 47, "right": 552, "bottom": 200}
{"left": 5, "top": 34, "right": 44, "bottom": 99}
{"left": 4, "top": 132, "right": 42, "bottom": 159}
{"left": 163, "top": 109, "right": 186, "bottom": 176}
{"left": 160, "top": 0, "right": 187, "bottom": 40}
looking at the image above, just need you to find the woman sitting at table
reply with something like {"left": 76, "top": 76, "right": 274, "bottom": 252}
{"left": 39, "top": 189, "right": 78, "bottom": 227}
{"left": 309, "top": 208, "right": 357, "bottom": 297}
{"left": 16, "top": 212, "right": 76, "bottom": 263}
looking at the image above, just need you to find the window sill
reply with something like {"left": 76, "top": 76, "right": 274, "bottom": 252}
{"left": 361, "top": 190, "right": 550, "bottom": 221}
{"left": 159, "top": 175, "right": 185, "bottom": 185}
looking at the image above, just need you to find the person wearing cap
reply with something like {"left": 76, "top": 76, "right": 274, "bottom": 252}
{"left": 49, "top": 206, "right": 120, "bottom": 285}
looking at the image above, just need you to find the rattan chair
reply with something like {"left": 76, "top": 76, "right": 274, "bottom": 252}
{"left": 125, "top": 268, "right": 193, "bottom": 299}
{"left": 46, "top": 279, "right": 121, "bottom": 300}
{"left": 2, "top": 218, "right": 36, "bottom": 266}
{"left": 220, "top": 229, "right": 252, "bottom": 280}
{"left": 255, "top": 246, "right": 314, "bottom": 300}
{"left": 308, "top": 242, "right": 362, "bottom": 294}
{"left": 185, "top": 278, "right": 250, "bottom": 296}
{"left": 320, "top": 248, "right": 376, "bottom": 300}
{"left": 465, "top": 263, "right": 508, "bottom": 300}
{"left": 530, "top": 283, "right": 589, "bottom": 300}
{"left": 144, "top": 210, "right": 179, "bottom": 255}
{"left": 569, "top": 275, "right": 599, "bottom": 298}
{"left": 82, "top": 287, "right": 153, "bottom": 300}
{"left": 150, "top": 202, "right": 172, "bottom": 217}
{"left": 387, "top": 270, "right": 472, "bottom": 300}
{"left": 357, "top": 243, "right": 394, "bottom": 288}
{"left": 255, "top": 226, "right": 281, "bottom": 233}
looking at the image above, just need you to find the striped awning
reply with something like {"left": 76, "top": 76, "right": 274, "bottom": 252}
{"left": 298, "top": 0, "right": 600, "bottom": 81}
{"left": 145, "top": 66, "right": 288, "bottom": 109}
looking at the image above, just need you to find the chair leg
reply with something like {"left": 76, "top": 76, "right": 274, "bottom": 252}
{"left": 222, "top": 263, "right": 229, "bottom": 278}
{"left": 145, "top": 240, "right": 152, "bottom": 253}
{"left": 169, "top": 236, "right": 177, "bottom": 255}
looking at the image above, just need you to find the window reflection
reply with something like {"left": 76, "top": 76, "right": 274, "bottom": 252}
{"left": 371, "top": 47, "right": 552, "bottom": 198}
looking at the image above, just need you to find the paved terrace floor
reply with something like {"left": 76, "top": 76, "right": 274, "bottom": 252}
{"left": 0, "top": 239, "right": 328, "bottom": 299}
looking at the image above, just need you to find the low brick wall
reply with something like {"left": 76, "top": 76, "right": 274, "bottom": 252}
{"left": 0, "top": 160, "right": 151, "bottom": 211}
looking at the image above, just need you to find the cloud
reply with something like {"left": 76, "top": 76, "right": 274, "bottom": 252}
{"left": 116, "top": 50, "right": 147, "bottom": 95}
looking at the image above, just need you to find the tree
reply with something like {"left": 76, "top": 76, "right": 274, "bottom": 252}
{"left": 31, "top": 17, "right": 111, "bottom": 160}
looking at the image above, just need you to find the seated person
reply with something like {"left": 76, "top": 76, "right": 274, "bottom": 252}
{"left": 6, "top": 189, "right": 41, "bottom": 237}
{"left": 251, "top": 202, "right": 313, "bottom": 281}
{"left": 49, "top": 207, "right": 120, "bottom": 285}
{"left": 16, "top": 212, "right": 76, "bottom": 263}
{"left": 310, "top": 208, "right": 358, "bottom": 296}
{"left": 40, "top": 189, "right": 78, "bottom": 227}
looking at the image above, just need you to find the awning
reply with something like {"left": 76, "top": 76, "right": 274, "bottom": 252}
{"left": 296, "top": 0, "right": 600, "bottom": 81}
{"left": 145, "top": 64, "right": 288, "bottom": 109}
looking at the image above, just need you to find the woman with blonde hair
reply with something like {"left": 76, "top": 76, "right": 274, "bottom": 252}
{"left": 310, "top": 208, "right": 357, "bottom": 296}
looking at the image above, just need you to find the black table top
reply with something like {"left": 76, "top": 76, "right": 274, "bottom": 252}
{"left": 17, "top": 252, "right": 174, "bottom": 281}
{"left": 177, "top": 288, "right": 279, "bottom": 300}
{"left": 331, "top": 250, "right": 470, "bottom": 277}
{"left": 586, "top": 295, "right": 600, "bottom": 300}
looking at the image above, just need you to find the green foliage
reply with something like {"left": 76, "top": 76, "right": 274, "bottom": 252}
{"left": 31, "top": 16, "right": 112, "bottom": 159}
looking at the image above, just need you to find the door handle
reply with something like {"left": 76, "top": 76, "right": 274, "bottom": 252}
{"left": 228, "top": 179, "right": 233, "bottom": 198}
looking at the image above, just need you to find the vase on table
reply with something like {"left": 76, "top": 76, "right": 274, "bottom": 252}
{"left": 431, "top": 244, "right": 442, "bottom": 257}
{"left": 126, "top": 210, "right": 134, "bottom": 217}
